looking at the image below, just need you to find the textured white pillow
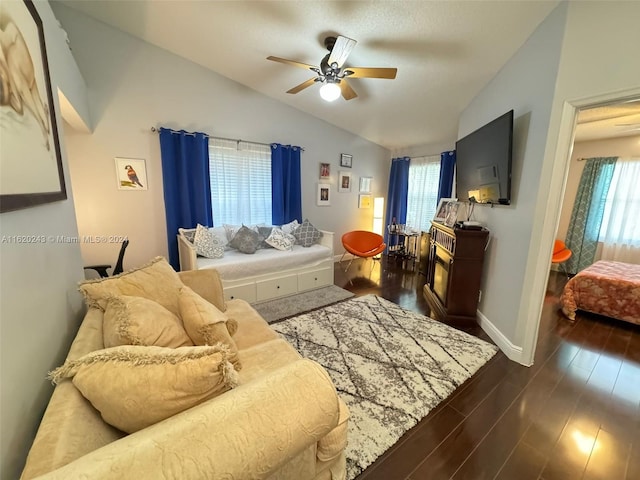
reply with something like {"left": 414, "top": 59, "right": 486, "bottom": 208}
{"left": 280, "top": 219, "right": 300, "bottom": 235}
{"left": 265, "top": 227, "right": 296, "bottom": 251}
{"left": 194, "top": 224, "right": 224, "bottom": 259}
{"left": 210, "top": 226, "right": 229, "bottom": 249}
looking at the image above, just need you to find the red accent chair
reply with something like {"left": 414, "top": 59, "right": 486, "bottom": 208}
{"left": 552, "top": 239, "right": 572, "bottom": 278}
{"left": 340, "top": 230, "right": 386, "bottom": 273}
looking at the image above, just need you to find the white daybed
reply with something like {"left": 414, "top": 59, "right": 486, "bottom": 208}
{"left": 177, "top": 229, "right": 334, "bottom": 303}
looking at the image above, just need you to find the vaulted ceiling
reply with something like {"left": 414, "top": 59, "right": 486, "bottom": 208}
{"left": 58, "top": 1, "right": 637, "bottom": 150}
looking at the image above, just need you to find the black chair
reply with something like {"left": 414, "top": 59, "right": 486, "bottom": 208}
{"left": 84, "top": 240, "right": 129, "bottom": 278}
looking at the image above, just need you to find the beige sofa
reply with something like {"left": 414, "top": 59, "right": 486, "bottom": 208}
{"left": 21, "top": 269, "right": 349, "bottom": 480}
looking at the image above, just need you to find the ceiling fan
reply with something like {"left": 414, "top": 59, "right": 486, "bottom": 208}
{"left": 267, "top": 35, "right": 397, "bottom": 102}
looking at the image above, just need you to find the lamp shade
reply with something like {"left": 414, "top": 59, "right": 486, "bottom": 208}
{"left": 319, "top": 82, "right": 341, "bottom": 102}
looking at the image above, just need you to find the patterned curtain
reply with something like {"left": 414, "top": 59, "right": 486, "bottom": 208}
{"left": 565, "top": 157, "right": 617, "bottom": 274}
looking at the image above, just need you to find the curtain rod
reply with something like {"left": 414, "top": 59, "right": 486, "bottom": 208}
{"left": 150, "top": 127, "right": 304, "bottom": 150}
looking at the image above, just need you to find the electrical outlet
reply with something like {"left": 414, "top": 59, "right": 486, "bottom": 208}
{"left": 478, "top": 290, "right": 482, "bottom": 303}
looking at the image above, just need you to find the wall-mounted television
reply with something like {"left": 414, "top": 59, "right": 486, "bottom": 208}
{"left": 455, "top": 110, "right": 514, "bottom": 205}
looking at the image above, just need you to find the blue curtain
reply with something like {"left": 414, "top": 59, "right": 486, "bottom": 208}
{"left": 384, "top": 157, "right": 410, "bottom": 250}
{"left": 271, "top": 144, "right": 302, "bottom": 225}
{"left": 159, "top": 128, "right": 212, "bottom": 270}
{"left": 565, "top": 156, "right": 617, "bottom": 274}
{"left": 437, "top": 150, "right": 456, "bottom": 202}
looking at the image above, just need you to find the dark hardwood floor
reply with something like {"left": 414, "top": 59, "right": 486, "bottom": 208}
{"left": 334, "top": 256, "right": 640, "bottom": 480}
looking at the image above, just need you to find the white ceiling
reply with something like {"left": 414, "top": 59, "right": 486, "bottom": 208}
{"left": 575, "top": 100, "right": 640, "bottom": 142}
{"left": 59, "top": 0, "right": 636, "bottom": 150}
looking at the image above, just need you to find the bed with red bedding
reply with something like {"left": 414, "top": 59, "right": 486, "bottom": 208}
{"left": 560, "top": 260, "right": 640, "bottom": 324}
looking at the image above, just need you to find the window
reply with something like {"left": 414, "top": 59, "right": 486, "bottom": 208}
{"left": 209, "top": 139, "right": 272, "bottom": 225}
{"left": 405, "top": 155, "right": 441, "bottom": 231}
{"left": 599, "top": 157, "right": 640, "bottom": 244}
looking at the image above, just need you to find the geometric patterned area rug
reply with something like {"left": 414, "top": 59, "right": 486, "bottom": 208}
{"left": 271, "top": 294, "right": 499, "bottom": 480}
{"left": 252, "top": 285, "right": 354, "bottom": 323}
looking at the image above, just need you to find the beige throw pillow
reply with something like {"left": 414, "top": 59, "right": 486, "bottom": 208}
{"left": 103, "top": 295, "right": 193, "bottom": 348}
{"left": 48, "top": 345, "right": 238, "bottom": 434}
{"left": 79, "top": 257, "right": 183, "bottom": 315}
{"left": 178, "top": 286, "right": 240, "bottom": 367}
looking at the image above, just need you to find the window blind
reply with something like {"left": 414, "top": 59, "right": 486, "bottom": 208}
{"left": 406, "top": 155, "right": 441, "bottom": 231}
{"left": 209, "top": 139, "right": 272, "bottom": 225}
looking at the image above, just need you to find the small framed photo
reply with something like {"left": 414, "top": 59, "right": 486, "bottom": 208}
{"left": 340, "top": 153, "right": 352, "bottom": 168}
{"left": 434, "top": 197, "right": 456, "bottom": 222}
{"left": 444, "top": 201, "right": 460, "bottom": 227}
{"left": 319, "top": 162, "right": 330, "bottom": 180}
{"left": 115, "top": 157, "right": 148, "bottom": 190}
{"left": 359, "top": 176, "right": 372, "bottom": 193}
{"left": 338, "top": 171, "right": 352, "bottom": 192}
{"left": 358, "top": 194, "right": 372, "bottom": 209}
{"left": 317, "top": 183, "right": 331, "bottom": 206}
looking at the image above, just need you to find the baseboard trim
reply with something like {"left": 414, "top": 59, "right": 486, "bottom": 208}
{"left": 477, "top": 310, "right": 529, "bottom": 366}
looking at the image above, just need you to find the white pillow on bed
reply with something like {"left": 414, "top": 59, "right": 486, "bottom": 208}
{"left": 280, "top": 220, "right": 299, "bottom": 235}
{"left": 265, "top": 227, "right": 296, "bottom": 251}
{"left": 194, "top": 224, "right": 224, "bottom": 259}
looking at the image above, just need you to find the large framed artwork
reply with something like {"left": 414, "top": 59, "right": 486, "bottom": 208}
{"left": 0, "top": 0, "right": 66, "bottom": 213}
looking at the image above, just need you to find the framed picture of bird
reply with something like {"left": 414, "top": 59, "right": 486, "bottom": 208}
{"left": 115, "top": 157, "right": 147, "bottom": 191}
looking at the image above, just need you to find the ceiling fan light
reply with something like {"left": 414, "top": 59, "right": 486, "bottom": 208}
{"left": 320, "top": 82, "right": 341, "bottom": 102}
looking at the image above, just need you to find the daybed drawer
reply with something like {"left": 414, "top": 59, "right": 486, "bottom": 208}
{"left": 298, "top": 267, "right": 333, "bottom": 292}
{"left": 224, "top": 283, "right": 257, "bottom": 303}
{"left": 256, "top": 275, "right": 298, "bottom": 301}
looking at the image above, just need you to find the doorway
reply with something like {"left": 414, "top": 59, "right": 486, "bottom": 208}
{"left": 522, "top": 90, "right": 640, "bottom": 365}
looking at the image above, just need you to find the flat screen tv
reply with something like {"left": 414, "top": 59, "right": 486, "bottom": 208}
{"left": 455, "top": 110, "right": 513, "bottom": 205}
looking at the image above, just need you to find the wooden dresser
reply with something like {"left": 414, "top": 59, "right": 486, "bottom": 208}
{"left": 423, "top": 221, "right": 489, "bottom": 325}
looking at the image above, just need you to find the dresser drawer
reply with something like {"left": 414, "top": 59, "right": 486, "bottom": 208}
{"left": 223, "top": 283, "right": 256, "bottom": 303}
{"left": 256, "top": 275, "right": 298, "bottom": 301}
{"left": 298, "top": 267, "right": 333, "bottom": 292}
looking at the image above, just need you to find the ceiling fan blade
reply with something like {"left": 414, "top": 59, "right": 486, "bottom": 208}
{"left": 343, "top": 67, "right": 398, "bottom": 79}
{"left": 328, "top": 35, "right": 357, "bottom": 68}
{"left": 286, "top": 77, "right": 318, "bottom": 94}
{"left": 340, "top": 79, "right": 358, "bottom": 101}
{"left": 267, "top": 56, "right": 319, "bottom": 71}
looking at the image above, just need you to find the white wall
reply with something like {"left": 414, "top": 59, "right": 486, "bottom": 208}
{"left": 557, "top": 135, "right": 640, "bottom": 241}
{"left": 0, "top": 1, "right": 89, "bottom": 478}
{"left": 51, "top": 4, "right": 391, "bottom": 270}
{"left": 456, "top": 2, "right": 568, "bottom": 359}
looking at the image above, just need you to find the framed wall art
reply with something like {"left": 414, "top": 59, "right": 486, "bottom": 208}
{"left": 359, "top": 176, "right": 372, "bottom": 193}
{"left": 115, "top": 157, "right": 148, "bottom": 190}
{"left": 338, "top": 171, "right": 352, "bottom": 192}
{"left": 340, "top": 153, "right": 352, "bottom": 168}
{"left": 358, "top": 194, "right": 372, "bottom": 209}
{"left": 319, "top": 162, "right": 330, "bottom": 180}
{"left": 0, "top": 0, "right": 66, "bottom": 213}
{"left": 317, "top": 183, "right": 331, "bottom": 206}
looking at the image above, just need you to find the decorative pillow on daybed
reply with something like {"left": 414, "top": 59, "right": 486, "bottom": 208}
{"left": 229, "top": 225, "right": 262, "bottom": 254}
{"left": 280, "top": 219, "right": 300, "bottom": 235}
{"left": 48, "top": 344, "right": 238, "bottom": 434}
{"left": 193, "top": 224, "right": 225, "bottom": 259}
{"left": 78, "top": 257, "right": 184, "bottom": 315}
{"left": 293, "top": 219, "right": 323, "bottom": 247}
{"left": 178, "top": 286, "right": 240, "bottom": 367}
{"left": 102, "top": 295, "right": 193, "bottom": 348}
{"left": 265, "top": 227, "right": 296, "bottom": 251}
